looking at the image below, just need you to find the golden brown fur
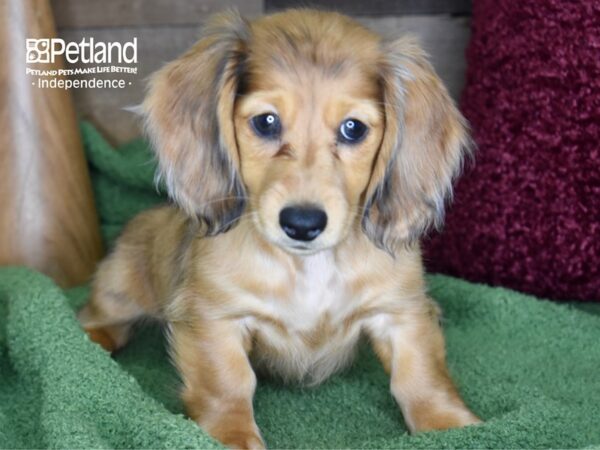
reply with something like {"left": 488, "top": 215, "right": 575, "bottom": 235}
{"left": 78, "top": 9, "right": 480, "bottom": 449}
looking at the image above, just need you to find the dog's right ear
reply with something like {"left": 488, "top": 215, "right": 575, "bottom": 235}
{"left": 143, "top": 11, "right": 249, "bottom": 234}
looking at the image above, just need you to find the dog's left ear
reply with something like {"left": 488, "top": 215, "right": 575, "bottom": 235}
{"left": 143, "top": 11, "right": 249, "bottom": 234}
{"left": 362, "top": 37, "right": 470, "bottom": 254}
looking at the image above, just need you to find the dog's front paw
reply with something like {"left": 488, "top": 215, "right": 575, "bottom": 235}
{"left": 216, "top": 430, "right": 266, "bottom": 450}
{"left": 406, "top": 402, "right": 481, "bottom": 433}
{"left": 202, "top": 419, "right": 266, "bottom": 450}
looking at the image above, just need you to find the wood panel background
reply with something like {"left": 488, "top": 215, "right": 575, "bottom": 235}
{"left": 51, "top": 0, "right": 471, "bottom": 145}
{"left": 266, "top": 0, "right": 471, "bottom": 15}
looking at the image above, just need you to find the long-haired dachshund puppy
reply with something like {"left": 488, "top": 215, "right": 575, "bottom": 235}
{"left": 78, "top": 9, "right": 480, "bottom": 449}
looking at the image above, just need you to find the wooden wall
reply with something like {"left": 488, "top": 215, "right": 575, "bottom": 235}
{"left": 51, "top": 0, "right": 471, "bottom": 145}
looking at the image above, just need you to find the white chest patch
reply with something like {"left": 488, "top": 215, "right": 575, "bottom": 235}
{"left": 247, "top": 251, "right": 363, "bottom": 385}
{"left": 288, "top": 252, "right": 344, "bottom": 328}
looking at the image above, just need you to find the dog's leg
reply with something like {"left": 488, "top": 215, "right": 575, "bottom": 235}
{"left": 78, "top": 287, "right": 144, "bottom": 353}
{"left": 170, "top": 319, "right": 265, "bottom": 450}
{"left": 366, "top": 300, "right": 481, "bottom": 433}
{"left": 78, "top": 246, "right": 157, "bottom": 352}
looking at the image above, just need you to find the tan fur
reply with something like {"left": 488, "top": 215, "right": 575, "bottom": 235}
{"left": 78, "top": 9, "right": 480, "bottom": 449}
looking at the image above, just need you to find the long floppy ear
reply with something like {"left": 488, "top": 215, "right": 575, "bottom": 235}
{"left": 143, "top": 11, "right": 249, "bottom": 234}
{"left": 362, "top": 37, "right": 470, "bottom": 254}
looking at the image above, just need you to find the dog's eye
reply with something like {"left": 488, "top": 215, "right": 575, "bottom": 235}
{"left": 250, "top": 113, "right": 281, "bottom": 139}
{"left": 338, "top": 118, "right": 368, "bottom": 144}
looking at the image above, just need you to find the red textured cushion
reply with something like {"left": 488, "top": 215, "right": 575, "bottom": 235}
{"left": 424, "top": 0, "right": 600, "bottom": 301}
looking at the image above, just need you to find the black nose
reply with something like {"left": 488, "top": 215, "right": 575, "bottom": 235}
{"left": 279, "top": 206, "right": 328, "bottom": 242}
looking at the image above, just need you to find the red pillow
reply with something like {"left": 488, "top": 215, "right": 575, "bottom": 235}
{"left": 424, "top": 0, "right": 600, "bottom": 301}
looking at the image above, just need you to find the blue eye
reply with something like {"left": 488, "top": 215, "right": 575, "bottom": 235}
{"left": 250, "top": 113, "right": 281, "bottom": 139}
{"left": 338, "top": 118, "right": 368, "bottom": 144}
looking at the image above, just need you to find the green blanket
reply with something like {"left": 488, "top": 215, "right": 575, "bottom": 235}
{"left": 1, "top": 122, "right": 599, "bottom": 449}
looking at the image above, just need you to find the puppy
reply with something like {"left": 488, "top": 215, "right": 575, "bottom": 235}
{"left": 78, "top": 9, "right": 480, "bottom": 449}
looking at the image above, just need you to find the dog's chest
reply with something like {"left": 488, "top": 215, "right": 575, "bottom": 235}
{"left": 247, "top": 252, "right": 362, "bottom": 384}
{"left": 287, "top": 252, "right": 345, "bottom": 326}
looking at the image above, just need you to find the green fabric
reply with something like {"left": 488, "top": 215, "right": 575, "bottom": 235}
{"left": 1, "top": 121, "right": 599, "bottom": 449}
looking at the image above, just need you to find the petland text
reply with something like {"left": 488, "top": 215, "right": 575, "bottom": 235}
{"left": 26, "top": 38, "right": 137, "bottom": 64}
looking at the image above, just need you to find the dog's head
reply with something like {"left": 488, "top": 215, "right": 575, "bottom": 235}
{"left": 144, "top": 9, "right": 469, "bottom": 256}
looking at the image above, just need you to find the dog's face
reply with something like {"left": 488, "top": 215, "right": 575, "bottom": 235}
{"left": 144, "top": 10, "right": 468, "bottom": 255}
{"left": 234, "top": 29, "right": 385, "bottom": 253}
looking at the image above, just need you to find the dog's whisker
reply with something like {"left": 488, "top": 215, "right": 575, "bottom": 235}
{"left": 192, "top": 196, "right": 249, "bottom": 210}
{"left": 219, "top": 211, "right": 257, "bottom": 231}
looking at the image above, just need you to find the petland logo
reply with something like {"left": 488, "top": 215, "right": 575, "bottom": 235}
{"left": 26, "top": 37, "right": 138, "bottom": 89}
{"left": 26, "top": 37, "right": 137, "bottom": 64}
